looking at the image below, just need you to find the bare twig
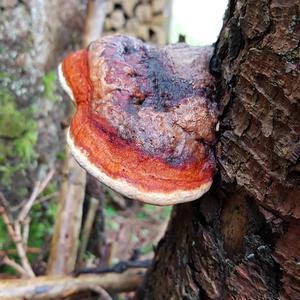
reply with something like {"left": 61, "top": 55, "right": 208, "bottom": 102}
{"left": 0, "top": 206, "right": 15, "bottom": 240}
{"left": 78, "top": 197, "right": 99, "bottom": 264}
{"left": 36, "top": 192, "right": 58, "bottom": 204}
{"left": 13, "top": 222, "right": 35, "bottom": 277}
{"left": 1, "top": 256, "right": 27, "bottom": 278}
{"left": 22, "top": 217, "right": 30, "bottom": 246}
{"left": 17, "top": 168, "right": 55, "bottom": 223}
{"left": 0, "top": 192, "right": 11, "bottom": 212}
{"left": 0, "top": 205, "right": 30, "bottom": 275}
{"left": 0, "top": 248, "right": 41, "bottom": 256}
{"left": 0, "top": 206, "right": 34, "bottom": 277}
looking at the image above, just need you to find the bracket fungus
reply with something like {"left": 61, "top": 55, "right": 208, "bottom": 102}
{"left": 58, "top": 35, "right": 218, "bottom": 205}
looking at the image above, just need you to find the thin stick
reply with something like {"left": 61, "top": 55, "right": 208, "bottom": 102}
{"left": 76, "top": 259, "right": 152, "bottom": 275}
{"left": 0, "top": 248, "right": 41, "bottom": 256}
{"left": 36, "top": 192, "right": 58, "bottom": 204}
{"left": 0, "top": 192, "right": 10, "bottom": 212}
{"left": 0, "top": 204, "right": 34, "bottom": 277}
{"left": 17, "top": 168, "right": 55, "bottom": 223}
{"left": 13, "top": 222, "right": 35, "bottom": 277}
{"left": 0, "top": 206, "right": 15, "bottom": 240}
{"left": 22, "top": 217, "right": 30, "bottom": 246}
{"left": 78, "top": 197, "right": 99, "bottom": 264}
{"left": 46, "top": 152, "right": 87, "bottom": 275}
{"left": 1, "top": 256, "right": 27, "bottom": 278}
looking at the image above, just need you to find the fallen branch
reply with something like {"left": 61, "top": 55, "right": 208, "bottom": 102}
{"left": 0, "top": 268, "right": 146, "bottom": 300}
{"left": 76, "top": 259, "right": 152, "bottom": 275}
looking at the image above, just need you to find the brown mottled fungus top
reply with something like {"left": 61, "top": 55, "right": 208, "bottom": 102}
{"left": 59, "top": 35, "right": 218, "bottom": 205}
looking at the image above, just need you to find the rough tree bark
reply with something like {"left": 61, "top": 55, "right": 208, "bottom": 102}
{"left": 137, "top": 0, "right": 300, "bottom": 299}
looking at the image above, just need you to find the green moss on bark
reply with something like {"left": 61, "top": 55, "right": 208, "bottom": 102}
{"left": 0, "top": 89, "right": 37, "bottom": 186}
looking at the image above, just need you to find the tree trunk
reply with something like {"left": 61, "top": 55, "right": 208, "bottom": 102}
{"left": 137, "top": 0, "right": 300, "bottom": 299}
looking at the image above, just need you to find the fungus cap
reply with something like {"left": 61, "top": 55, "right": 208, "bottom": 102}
{"left": 59, "top": 35, "right": 218, "bottom": 205}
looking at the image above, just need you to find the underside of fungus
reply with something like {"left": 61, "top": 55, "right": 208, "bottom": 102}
{"left": 58, "top": 35, "right": 218, "bottom": 205}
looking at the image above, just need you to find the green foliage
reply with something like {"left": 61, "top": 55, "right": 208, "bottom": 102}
{"left": 14, "top": 125, "right": 37, "bottom": 161}
{"left": 56, "top": 150, "right": 65, "bottom": 161}
{"left": 143, "top": 204, "right": 156, "bottom": 214}
{"left": 0, "top": 201, "right": 57, "bottom": 252}
{"left": 42, "top": 182, "right": 56, "bottom": 196}
{"left": 104, "top": 205, "right": 117, "bottom": 218}
{"left": 28, "top": 200, "right": 57, "bottom": 249}
{"left": 0, "top": 90, "right": 24, "bottom": 139}
{"left": 136, "top": 211, "right": 146, "bottom": 220}
{"left": 0, "top": 71, "right": 9, "bottom": 79}
{"left": 104, "top": 205, "right": 119, "bottom": 230}
{"left": 0, "top": 89, "right": 37, "bottom": 186}
{"left": 42, "top": 71, "right": 56, "bottom": 100}
{"left": 0, "top": 218, "right": 10, "bottom": 251}
{"left": 143, "top": 204, "right": 172, "bottom": 221}
{"left": 82, "top": 251, "right": 96, "bottom": 261}
{"left": 161, "top": 206, "right": 172, "bottom": 220}
{"left": 141, "top": 243, "right": 153, "bottom": 255}
{"left": 105, "top": 218, "right": 119, "bottom": 231}
{"left": 0, "top": 198, "right": 57, "bottom": 275}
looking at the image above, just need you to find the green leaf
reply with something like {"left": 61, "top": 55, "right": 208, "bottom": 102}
{"left": 136, "top": 211, "right": 146, "bottom": 220}
{"left": 104, "top": 206, "right": 117, "bottom": 218}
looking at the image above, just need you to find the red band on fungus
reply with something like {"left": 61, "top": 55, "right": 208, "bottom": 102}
{"left": 59, "top": 35, "right": 218, "bottom": 205}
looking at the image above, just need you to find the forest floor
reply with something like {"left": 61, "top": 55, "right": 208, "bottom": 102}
{"left": 0, "top": 191, "right": 171, "bottom": 276}
{"left": 104, "top": 200, "right": 171, "bottom": 263}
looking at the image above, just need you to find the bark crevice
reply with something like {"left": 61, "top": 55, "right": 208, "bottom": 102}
{"left": 137, "top": 0, "right": 300, "bottom": 299}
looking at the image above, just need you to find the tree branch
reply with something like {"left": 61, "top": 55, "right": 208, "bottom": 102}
{"left": 0, "top": 268, "right": 146, "bottom": 300}
{"left": 17, "top": 168, "right": 55, "bottom": 223}
{"left": 1, "top": 256, "right": 27, "bottom": 278}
